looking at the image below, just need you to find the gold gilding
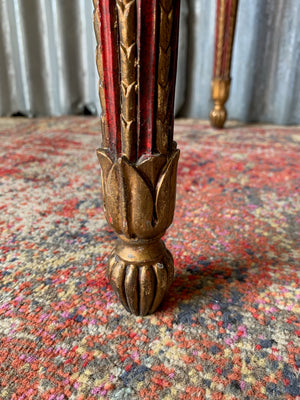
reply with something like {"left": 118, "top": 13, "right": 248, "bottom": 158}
{"left": 209, "top": 78, "right": 231, "bottom": 129}
{"left": 97, "top": 149, "right": 179, "bottom": 315}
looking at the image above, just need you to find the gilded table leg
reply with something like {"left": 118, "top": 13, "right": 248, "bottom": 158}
{"left": 93, "top": 0, "right": 181, "bottom": 315}
{"left": 210, "top": 0, "right": 238, "bottom": 129}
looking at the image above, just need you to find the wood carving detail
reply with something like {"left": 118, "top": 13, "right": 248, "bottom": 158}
{"left": 97, "top": 149, "right": 179, "bottom": 240}
{"left": 117, "top": 0, "right": 138, "bottom": 161}
{"left": 93, "top": 0, "right": 181, "bottom": 315}
{"left": 157, "top": 0, "right": 174, "bottom": 154}
{"left": 108, "top": 241, "right": 174, "bottom": 316}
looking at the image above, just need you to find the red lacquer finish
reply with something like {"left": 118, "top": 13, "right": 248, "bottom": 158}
{"left": 98, "top": 1, "right": 121, "bottom": 155}
{"left": 137, "top": 0, "right": 158, "bottom": 157}
{"left": 213, "top": 0, "right": 238, "bottom": 78}
{"left": 213, "top": 0, "right": 220, "bottom": 76}
{"left": 167, "top": 0, "right": 181, "bottom": 152}
{"left": 97, "top": 0, "right": 181, "bottom": 161}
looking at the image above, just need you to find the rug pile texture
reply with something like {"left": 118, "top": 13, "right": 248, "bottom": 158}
{"left": 0, "top": 117, "right": 299, "bottom": 400}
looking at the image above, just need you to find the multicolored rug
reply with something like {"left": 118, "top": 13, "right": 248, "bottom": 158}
{"left": 0, "top": 117, "right": 299, "bottom": 400}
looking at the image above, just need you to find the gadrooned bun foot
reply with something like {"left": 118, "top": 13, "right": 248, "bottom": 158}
{"left": 107, "top": 239, "right": 174, "bottom": 316}
{"left": 209, "top": 105, "right": 227, "bottom": 129}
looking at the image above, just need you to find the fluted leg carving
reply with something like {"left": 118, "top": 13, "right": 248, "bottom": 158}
{"left": 210, "top": 0, "right": 238, "bottom": 129}
{"left": 93, "top": 0, "right": 181, "bottom": 315}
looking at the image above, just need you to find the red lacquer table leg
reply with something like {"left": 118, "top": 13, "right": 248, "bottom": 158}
{"left": 93, "top": 0, "right": 181, "bottom": 315}
{"left": 210, "top": 0, "right": 238, "bottom": 129}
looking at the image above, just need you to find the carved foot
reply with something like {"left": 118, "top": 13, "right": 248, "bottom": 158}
{"left": 108, "top": 239, "right": 174, "bottom": 315}
{"left": 209, "top": 104, "right": 227, "bottom": 129}
{"left": 210, "top": 79, "right": 230, "bottom": 129}
{"left": 97, "top": 148, "right": 179, "bottom": 315}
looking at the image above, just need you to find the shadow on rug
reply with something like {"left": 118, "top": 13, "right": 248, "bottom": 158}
{"left": 0, "top": 117, "right": 299, "bottom": 399}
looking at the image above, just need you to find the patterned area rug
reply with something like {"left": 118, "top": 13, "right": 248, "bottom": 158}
{"left": 0, "top": 117, "right": 299, "bottom": 400}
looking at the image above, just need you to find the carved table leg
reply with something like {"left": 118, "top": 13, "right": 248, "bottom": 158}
{"left": 93, "top": 0, "right": 181, "bottom": 315}
{"left": 210, "top": 0, "right": 238, "bottom": 129}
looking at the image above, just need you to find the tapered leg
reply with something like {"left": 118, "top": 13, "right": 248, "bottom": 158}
{"left": 210, "top": 0, "right": 238, "bottom": 129}
{"left": 93, "top": 0, "right": 181, "bottom": 315}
